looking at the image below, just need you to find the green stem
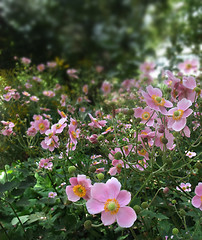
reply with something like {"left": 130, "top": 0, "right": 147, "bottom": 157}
{"left": 47, "top": 173, "right": 64, "bottom": 204}
{"left": 0, "top": 222, "right": 10, "bottom": 240}
{"left": 130, "top": 227, "right": 137, "bottom": 239}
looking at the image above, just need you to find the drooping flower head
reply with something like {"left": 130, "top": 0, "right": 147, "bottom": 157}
{"left": 86, "top": 177, "right": 137, "bottom": 228}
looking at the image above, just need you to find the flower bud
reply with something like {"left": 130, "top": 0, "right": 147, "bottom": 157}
{"left": 68, "top": 166, "right": 76, "bottom": 174}
{"left": 84, "top": 220, "right": 92, "bottom": 230}
{"left": 163, "top": 187, "right": 169, "bottom": 194}
{"left": 161, "top": 137, "right": 168, "bottom": 144}
{"left": 97, "top": 173, "right": 104, "bottom": 181}
{"left": 114, "top": 152, "right": 122, "bottom": 160}
{"left": 194, "top": 87, "right": 201, "bottom": 94}
{"left": 172, "top": 200, "right": 176, "bottom": 204}
{"left": 126, "top": 109, "right": 134, "bottom": 116}
{"left": 179, "top": 209, "right": 186, "bottom": 217}
{"left": 172, "top": 228, "right": 179, "bottom": 235}
{"left": 136, "top": 118, "right": 142, "bottom": 123}
{"left": 97, "top": 135, "right": 104, "bottom": 141}
{"left": 133, "top": 205, "right": 141, "bottom": 214}
{"left": 141, "top": 202, "right": 148, "bottom": 209}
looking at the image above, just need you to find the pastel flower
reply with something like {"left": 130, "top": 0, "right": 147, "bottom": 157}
{"left": 135, "top": 159, "right": 148, "bottom": 171}
{"left": 21, "top": 57, "right": 31, "bottom": 65}
{"left": 47, "top": 61, "right": 57, "bottom": 68}
{"left": 178, "top": 59, "right": 199, "bottom": 74}
{"left": 68, "top": 124, "right": 80, "bottom": 145}
{"left": 82, "top": 84, "right": 88, "bottom": 95}
{"left": 48, "top": 192, "right": 57, "bottom": 198}
{"left": 108, "top": 160, "right": 124, "bottom": 176}
{"left": 141, "top": 85, "right": 173, "bottom": 114}
{"left": 134, "top": 107, "right": 157, "bottom": 126}
{"left": 192, "top": 182, "right": 202, "bottom": 211}
{"left": 155, "top": 129, "right": 175, "bottom": 151}
{"left": 140, "top": 62, "right": 155, "bottom": 73}
{"left": 101, "top": 81, "right": 111, "bottom": 95}
{"left": 86, "top": 177, "right": 137, "bottom": 228}
{"left": 167, "top": 98, "right": 193, "bottom": 131}
{"left": 30, "top": 96, "right": 39, "bottom": 102}
{"left": 52, "top": 118, "right": 67, "bottom": 134}
{"left": 88, "top": 113, "right": 107, "bottom": 129}
{"left": 37, "top": 64, "right": 45, "bottom": 72}
{"left": 34, "top": 119, "right": 50, "bottom": 134}
{"left": 185, "top": 151, "right": 196, "bottom": 158}
{"left": 66, "top": 175, "right": 92, "bottom": 202}
{"left": 176, "top": 183, "right": 191, "bottom": 192}
{"left": 67, "top": 69, "right": 78, "bottom": 79}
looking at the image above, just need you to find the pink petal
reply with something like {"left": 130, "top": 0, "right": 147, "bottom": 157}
{"left": 177, "top": 98, "right": 192, "bottom": 111}
{"left": 101, "top": 211, "right": 116, "bottom": 226}
{"left": 183, "top": 109, "right": 193, "bottom": 118}
{"left": 109, "top": 167, "right": 117, "bottom": 176}
{"left": 106, "top": 177, "right": 121, "bottom": 199}
{"left": 147, "top": 85, "right": 162, "bottom": 97}
{"left": 183, "top": 76, "right": 196, "bottom": 89}
{"left": 167, "top": 107, "right": 178, "bottom": 115}
{"left": 66, "top": 186, "right": 80, "bottom": 202}
{"left": 192, "top": 195, "right": 201, "bottom": 208}
{"left": 195, "top": 183, "right": 202, "bottom": 196}
{"left": 69, "top": 177, "right": 78, "bottom": 186}
{"left": 116, "top": 206, "right": 137, "bottom": 228}
{"left": 91, "top": 183, "right": 109, "bottom": 202}
{"left": 86, "top": 199, "right": 105, "bottom": 214}
{"left": 117, "top": 190, "right": 131, "bottom": 207}
{"left": 172, "top": 118, "right": 186, "bottom": 131}
{"left": 134, "top": 108, "right": 143, "bottom": 118}
{"left": 164, "top": 100, "right": 173, "bottom": 108}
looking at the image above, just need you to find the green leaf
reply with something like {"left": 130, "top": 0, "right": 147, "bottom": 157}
{"left": 0, "top": 181, "right": 19, "bottom": 193}
{"left": 155, "top": 213, "right": 169, "bottom": 220}
{"left": 26, "top": 212, "right": 46, "bottom": 224}
{"left": 11, "top": 215, "right": 29, "bottom": 226}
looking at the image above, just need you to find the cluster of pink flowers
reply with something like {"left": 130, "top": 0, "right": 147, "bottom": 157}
{"left": 66, "top": 176, "right": 137, "bottom": 228}
{"left": 38, "top": 157, "right": 53, "bottom": 170}
{"left": 3, "top": 86, "right": 20, "bottom": 102}
{"left": 1, "top": 121, "right": 15, "bottom": 136}
{"left": 43, "top": 90, "right": 55, "bottom": 97}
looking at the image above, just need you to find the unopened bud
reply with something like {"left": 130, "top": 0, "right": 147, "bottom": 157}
{"left": 84, "top": 220, "right": 92, "bottom": 230}
{"left": 97, "top": 173, "right": 104, "bottom": 181}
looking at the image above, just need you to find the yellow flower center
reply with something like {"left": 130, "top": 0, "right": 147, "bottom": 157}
{"left": 73, "top": 185, "right": 86, "bottom": 197}
{"left": 185, "top": 64, "right": 192, "bottom": 70}
{"left": 116, "top": 164, "right": 122, "bottom": 170}
{"left": 71, "top": 131, "right": 76, "bottom": 139}
{"left": 142, "top": 111, "right": 150, "bottom": 120}
{"left": 201, "top": 196, "right": 202, "bottom": 202}
{"left": 39, "top": 123, "right": 45, "bottom": 130}
{"left": 151, "top": 95, "right": 165, "bottom": 106}
{"left": 172, "top": 109, "right": 184, "bottom": 120}
{"left": 104, "top": 198, "right": 120, "bottom": 215}
{"left": 56, "top": 124, "right": 62, "bottom": 129}
{"left": 138, "top": 149, "right": 147, "bottom": 156}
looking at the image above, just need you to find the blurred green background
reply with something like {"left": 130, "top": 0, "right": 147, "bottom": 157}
{"left": 0, "top": 0, "right": 201, "bottom": 70}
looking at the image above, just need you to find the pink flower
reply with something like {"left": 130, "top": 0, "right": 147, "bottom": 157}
{"left": 43, "top": 90, "right": 55, "bottom": 97}
{"left": 167, "top": 98, "right": 193, "bottom": 131}
{"left": 176, "top": 183, "right": 191, "bottom": 192}
{"left": 52, "top": 118, "right": 67, "bottom": 134}
{"left": 185, "top": 151, "right": 196, "bottom": 158}
{"left": 82, "top": 84, "right": 88, "bottom": 95}
{"left": 66, "top": 175, "right": 92, "bottom": 202}
{"left": 134, "top": 107, "right": 157, "bottom": 126}
{"left": 135, "top": 159, "right": 148, "bottom": 171}
{"left": 38, "top": 158, "right": 53, "bottom": 170}
{"left": 37, "top": 64, "right": 45, "bottom": 72}
{"left": 47, "top": 61, "right": 57, "bottom": 68}
{"left": 141, "top": 85, "right": 173, "bottom": 114}
{"left": 86, "top": 177, "right": 137, "bottom": 228}
{"left": 101, "top": 81, "right": 111, "bottom": 95}
{"left": 155, "top": 129, "right": 174, "bottom": 151}
{"left": 178, "top": 59, "right": 199, "bottom": 74}
{"left": 34, "top": 119, "right": 50, "bottom": 134}
{"left": 68, "top": 124, "right": 80, "bottom": 145}
{"left": 192, "top": 182, "right": 202, "bottom": 211}
{"left": 30, "top": 96, "right": 39, "bottom": 102}
{"left": 21, "top": 57, "right": 31, "bottom": 65}
{"left": 108, "top": 160, "right": 124, "bottom": 176}
{"left": 48, "top": 192, "right": 57, "bottom": 198}
{"left": 67, "top": 69, "right": 78, "bottom": 79}
{"left": 88, "top": 113, "right": 107, "bottom": 129}
{"left": 140, "top": 62, "right": 155, "bottom": 73}
{"left": 88, "top": 134, "right": 98, "bottom": 144}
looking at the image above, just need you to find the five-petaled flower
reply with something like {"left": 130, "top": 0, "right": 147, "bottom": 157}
{"left": 86, "top": 177, "right": 137, "bottom": 228}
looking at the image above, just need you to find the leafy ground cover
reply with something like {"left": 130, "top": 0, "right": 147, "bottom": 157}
{"left": 0, "top": 57, "right": 201, "bottom": 240}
